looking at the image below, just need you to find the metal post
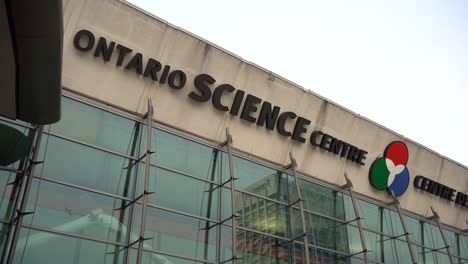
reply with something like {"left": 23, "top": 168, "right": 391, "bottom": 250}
{"left": 6, "top": 125, "right": 45, "bottom": 264}
{"left": 224, "top": 128, "right": 238, "bottom": 263}
{"left": 0, "top": 128, "right": 37, "bottom": 263}
{"left": 203, "top": 150, "right": 219, "bottom": 262}
{"left": 341, "top": 173, "right": 368, "bottom": 263}
{"left": 389, "top": 191, "right": 417, "bottom": 264}
{"left": 428, "top": 207, "right": 455, "bottom": 264}
{"left": 120, "top": 123, "right": 142, "bottom": 264}
{"left": 136, "top": 99, "right": 154, "bottom": 264}
{"left": 287, "top": 152, "right": 313, "bottom": 264}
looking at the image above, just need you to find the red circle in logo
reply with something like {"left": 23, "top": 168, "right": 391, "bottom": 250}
{"left": 385, "top": 141, "right": 408, "bottom": 166}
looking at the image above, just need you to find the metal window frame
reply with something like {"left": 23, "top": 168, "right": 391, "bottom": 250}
{"left": 1, "top": 91, "right": 467, "bottom": 264}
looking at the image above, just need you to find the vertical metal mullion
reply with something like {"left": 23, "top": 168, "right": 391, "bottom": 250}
{"left": 429, "top": 207, "right": 454, "bottom": 264}
{"left": 390, "top": 192, "right": 417, "bottom": 264}
{"left": 0, "top": 128, "right": 37, "bottom": 263}
{"left": 203, "top": 150, "right": 219, "bottom": 262}
{"left": 341, "top": 173, "right": 368, "bottom": 264}
{"left": 225, "top": 128, "right": 238, "bottom": 263}
{"left": 288, "top": 152, "right": 312, "bottom": 264}
{"left": 122, "top": 123, "right": 142, "bottom": 264}
{"left": 136, "top": 99, "right": 154, "bottom": 264}
{"left": 6, "top": 125, "right": 44, "bottom": 264}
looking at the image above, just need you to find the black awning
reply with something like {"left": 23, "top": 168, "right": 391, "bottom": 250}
{"left": 0, "top": 0, "right": 63, "bottom": 125}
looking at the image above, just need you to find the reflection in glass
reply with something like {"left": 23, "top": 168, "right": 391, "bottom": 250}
{"left": 23, "top": 179, "right": 130, "bottom": 243}
{"left": 236, "top": 229, "right": 290, "bottom": 264}
{"left": 35, "top": 136, "right": 138, "bottom": 197}
{"left": 13, "top": 228, "right": 124, "bottom": 264}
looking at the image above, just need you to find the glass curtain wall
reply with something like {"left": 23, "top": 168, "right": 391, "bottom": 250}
{"left": 0, "top": 95, "right": 466, "bottom": 264}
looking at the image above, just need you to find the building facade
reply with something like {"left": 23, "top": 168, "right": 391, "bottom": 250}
{"left": 0, "top": 0, "right": 466, "bottom": 263}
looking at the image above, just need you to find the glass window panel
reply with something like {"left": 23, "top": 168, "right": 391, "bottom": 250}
{"left": 51, "top": 97, "right": 140, "bottom": 155}
{"left": 423, "top": 223, "right": 445, "bottom": 250}
{"left": 0, "top": 223, "right": 8, "bottom": 254}
{"left": 236, "top": 191, "right": 289, "bottom": 238}
{"left": 303, "top": 211, "right": 361, "bottom": 255}
{"left": 383, "top": 238, "right": 412, "bottom": 264}
{"left": 128, "top": 249, "right": 212, "bottom": 264}
{"left": 23, "top": 179, "right": 130, "bottom": 243}
{"left": 153, "top": 168, "right": 220, "bottom": 220}
{"left": 364, "top": 231, "right": 383, "bottom": 263}
{"left": 155, "top": 129, "right": 219, "bottom": 182}
{"left": 0, "top": 171, "right": 18, "bottom": 221}
{"left": 13, "top": 228, "right": 124, "bottom": 264}
{"left": 295, "top": 243, "right": 351, "bottom": 264}
{"left": 404, "top": 215, "right": 421, "bottom": 245}
{"left": 299, "top": 179, "right": 350, "bottom": 221}
{"left": 460, "top": 234, "right": 468, "bottom": 259}
{"left": 132, "top": 206, "right": 219, "bottom": 262}
{"left": 423, "top": 251, "right": 452, "bottom": 264}
{"left": 382, "top": 208, "right": 405, "bottom": 237}
{"left": 236, "top": 229, "right": 290, "bottom": 264}
{"left": 444, "top": 229, "right": 458, "bottom": 256}
{"left": 230, "top": 156, "right": 289, "bottom": 203}
{"left": 35, "top": 135, "right": 137, "bottom": 197}
{"left": 357, "top": 200, "right": 380, "bottom": 233}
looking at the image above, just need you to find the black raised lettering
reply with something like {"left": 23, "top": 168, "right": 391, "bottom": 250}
{"left": 240, "top": 94, "right": 261, "bottom": 123}
{"left": 125, "top": 53, "right": 143, "bottom": 75}
{"left": 292, "top": 117, "right": 311, "bottom": 143}
{"left": 73, "top": 29, "right": 95, "bottom": 52}
{"left": 320, "top": 134, "right": 331, "bottom": 150}
{"left": 357, "top": 150, "right": 368, "bottom": 165}
{"left": 116, "top": 44, "right": 133, "bottom": 67}
{"left": 310, "top": 131, "right": 323, "bottom": 147}
{"left": 143, "top": 58, "right": 162, "bottom": 81}
{"left": 159, "top": 65, "right": 171, "bottom": 84}
{"left": 256, "top": 102, "right": 280, "bottom": 130}
{"left": 230, "top": 90, "right": 245, "bottom": 116}
{"left": 168, "top": 70, "right": 187, "bottom": 89}
{"left": 93, "top": 37, "right": 115, "bottom": 62}
{"left": 189, "top": 74, "right": 215, "bottom": 102}
{"left": 413, "top": 175, "right": 423, "bottom": 189}
{"left": 212, "top": 84, "right": 235, "bottom": 111}
{"left": 276, "top": 112, "right": 297, "bottom": 137}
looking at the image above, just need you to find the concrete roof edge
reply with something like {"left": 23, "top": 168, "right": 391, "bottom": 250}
{"left": 118, "top": 0, "right": 468, "bottom": 170}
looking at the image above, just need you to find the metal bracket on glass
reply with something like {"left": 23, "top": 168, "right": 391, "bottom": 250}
{"left": 338, "top": 249, "right": 371, "bottom": 260}
{"left": 222, "top": 127, "right": 239, "bottom": 264}
{"left": 380, "top": 232, "right": 410, "bottom": 242}
{"left": 273, "top": 233, "right": 307, "bottom": 247}
{"left": 220, "top": 255, "right": 242, "bottom": 264}
{"left": 386, "top": 190, "right": 418, "bottom": 264}
{"left": 340, "top": 216, "right": 364, "bottom": 226}
{"left": 4, "top": 125, "right": 45, "bottom": 264}
{"left": 204, "top": 177, "right": 238, "bottom": 193}
{"left": 426, "top": 207, "right": 455, "bottom": 264}
{"left": 124, "top": 150, "right": 155, "bottom": 169}
{"left": 340, "top": 173, "right": 369, "bottom": 264}
{"left": 199, "top": 213, "right": 239, "bottom": 231}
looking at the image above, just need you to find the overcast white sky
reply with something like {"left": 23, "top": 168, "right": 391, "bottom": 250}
{"left": 128, "top": 0, "right": 468, "bottom": 167}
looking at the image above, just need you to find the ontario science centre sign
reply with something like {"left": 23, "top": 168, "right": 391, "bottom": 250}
{"left": 73, "top": 29, "right": 467, "bottom": 208}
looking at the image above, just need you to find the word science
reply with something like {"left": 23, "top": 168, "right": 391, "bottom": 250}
{"left": 73, "top": 29, "right": 368, "bottom": 166}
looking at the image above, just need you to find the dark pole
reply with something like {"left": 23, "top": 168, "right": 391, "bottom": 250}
{"left": 6, "top": 125, "right": 44, "bottom": 264}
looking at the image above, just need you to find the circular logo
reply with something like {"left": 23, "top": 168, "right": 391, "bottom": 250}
{"left": 369, "top": 141, "right": 410, "bottom": 196}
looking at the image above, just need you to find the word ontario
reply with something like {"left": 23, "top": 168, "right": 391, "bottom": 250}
{"left": 73, "top": 29, "right": 368, "bottom": 166}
